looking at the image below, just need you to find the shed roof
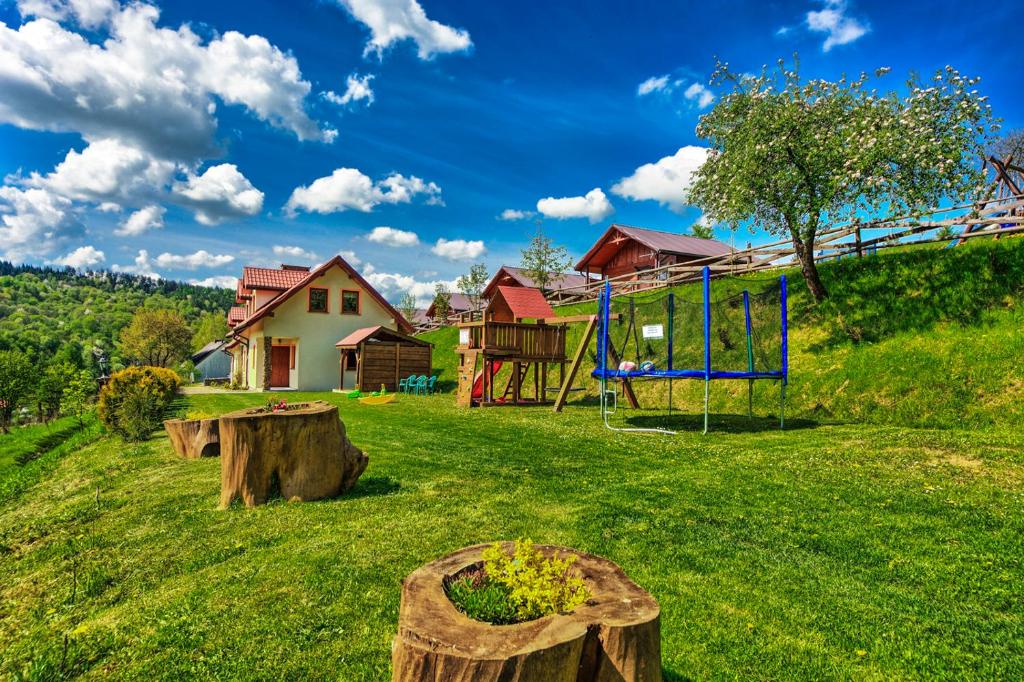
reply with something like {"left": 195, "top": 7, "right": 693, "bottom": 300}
{"left": 191, "top": 339, "right": 227, "bottom": 364}
{"left": 575, "top": 224, "right": 733, "bottom": 271}
{"left": 335, "top": 325, "right": 431, "bottom": 348}
{"left": 490, "top": 286, "right": 555, "bottom": 320}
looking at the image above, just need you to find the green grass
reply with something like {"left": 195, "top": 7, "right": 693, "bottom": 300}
{"left": 421, "top": 238, "right": 1024, "bottom": 430}
{"left": 1, "top": 392, "right": 1022, "bottom": 679}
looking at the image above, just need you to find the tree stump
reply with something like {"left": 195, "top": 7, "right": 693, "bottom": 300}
{"left": 163, "top": 418, "right": 220, "bottom": 459}
{"left": 218, "top": 401, "right": 368, "bottom": 508}
{"left": 392, "top": 543, "right": 661, "bottom": 681}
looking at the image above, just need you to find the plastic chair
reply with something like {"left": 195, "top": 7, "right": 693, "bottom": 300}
{"left": 425, "top": 376, "right": 437, "bottom": 395}
{"left": 413, "top": 375, "right": 427, "bottom": 395}
{"left": 398, "top": 374, "right": 417, "bottom": 393}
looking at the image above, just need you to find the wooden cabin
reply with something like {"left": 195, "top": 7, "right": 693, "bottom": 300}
{"left": 456, "top": 286, "right": 567, "bottom": 407}
{"left": 482, "top": 266, "right": 593, "bottom": 300}
{"left": 335, "top": 326, "right": 432, "bottom": 392}
{"left": 574, "top": 224, "right": 734, "bottom": 281}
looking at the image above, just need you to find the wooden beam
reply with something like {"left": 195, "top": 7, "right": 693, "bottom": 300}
{"left": 606, "top": 345, "right": 640, "bottom": 409}
{"left": 553, "top": 315, "right": 597, "bottom": 413}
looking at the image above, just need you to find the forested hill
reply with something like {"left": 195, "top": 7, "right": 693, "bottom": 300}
{"left": 0, "top": 262, "right": 234, "bottom": 372}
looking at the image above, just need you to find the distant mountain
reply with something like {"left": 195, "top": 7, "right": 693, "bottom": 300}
{"left": 0, "top": 262, "right": 234, "bottom": 373}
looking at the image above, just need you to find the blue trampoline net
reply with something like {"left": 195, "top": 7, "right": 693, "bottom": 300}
{"left": 593, "top": 269, "right": 788, "bottom": 382}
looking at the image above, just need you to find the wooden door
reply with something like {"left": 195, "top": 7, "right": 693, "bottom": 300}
{"left": 270, "top": 346, "right": 291, "bottom": 387}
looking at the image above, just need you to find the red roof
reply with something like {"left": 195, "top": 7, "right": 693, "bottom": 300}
{"left": 492, "top": 286, "right": 555, "bottom": 320}
{"left": 575, "top": 224, "right": 733, "bottom": 271}
{"left": 242, "top": 266, "right": 310, "bottom": 291}
{"left": 231, "top": 255, "right": 413, "bottom": 335}
{"left": 227, "top": 306, "right": 246, "bottom": 326}
{"left": 335, "top": 325, "right": 430, "bottom": 348}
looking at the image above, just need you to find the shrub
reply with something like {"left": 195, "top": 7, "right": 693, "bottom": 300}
{"left": 97, "top": 366, "right": 180, "bottom": 441}
{"left": 446, "top": 539, "right": 590, "bottom": 624}
{"left": 0, "top": 350, "right": 34, "bottom": 433}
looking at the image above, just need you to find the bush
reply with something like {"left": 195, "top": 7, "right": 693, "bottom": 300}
{"left": 97, "top": 366, "right": 180, "bottom": 441}
{"left": 446, "top": 539, "right": 590, "bottom": 624}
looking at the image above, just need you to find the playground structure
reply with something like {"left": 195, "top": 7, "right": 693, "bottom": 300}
{"left": 456, "top": 287, "right": 568, "bottom": 407}
{"left": 593, "top": 267, "right": 788, "bottom": 434}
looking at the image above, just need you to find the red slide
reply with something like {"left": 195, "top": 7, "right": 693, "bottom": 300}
{"left": 471, "top": 360, "right": 503, "bottom": 400}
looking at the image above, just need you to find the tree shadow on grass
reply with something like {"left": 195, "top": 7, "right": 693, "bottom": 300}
{"left": 344, "top": 476, "right": 401, "bottom": 500}
{"left": 623, "top": 412, "right": 819, "bottom": 433}
{"left": 662, "top": 669, "right": 695, "bottom": 682}
{"left": 13, "top": 420, "right": 87, "bottom": 465}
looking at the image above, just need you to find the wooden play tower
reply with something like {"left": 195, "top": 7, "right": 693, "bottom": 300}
{"left": 456, "top": 286, "right": 567, "bottom": 407}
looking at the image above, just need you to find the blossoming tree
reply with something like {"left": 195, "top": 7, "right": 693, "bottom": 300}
{"left": 689, "top": 58, "right": 997, "bottom": 301}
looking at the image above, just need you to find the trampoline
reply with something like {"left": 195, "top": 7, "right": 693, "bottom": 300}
{"left": 593, "top": 266, "right": 788, "bottom": 434}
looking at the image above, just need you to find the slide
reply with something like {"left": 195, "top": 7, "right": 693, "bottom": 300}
{"left": 471, "top": 360, "right": 503, "bottom": 400}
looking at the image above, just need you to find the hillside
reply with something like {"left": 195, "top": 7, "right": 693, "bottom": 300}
{"left": 0, "top": 263, "right": 235, "bottom": 371}
{"left": 421, "top": 238, "right": 1024, "bottom": 430}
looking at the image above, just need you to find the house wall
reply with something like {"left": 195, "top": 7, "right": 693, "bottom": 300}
{"left": 261, "top": 266, "right": 398, "bottom": 391}
{"left": 195, "top": 350, "right": 231, "bottom": 381}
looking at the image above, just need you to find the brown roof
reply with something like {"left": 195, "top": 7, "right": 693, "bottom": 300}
{"left": 483, "top": 266, "right": 593, "bottom": 299}
{"left": 574, "top": 224, "right": 733, "bottom": 271}
{"left": 491, "top": 286, "right": 555, "bottom": 320}
{"left": 426, "top": 292, "right": 473, "bottom": 318}
{"left": 335, "top": 325, "right": 431, "bottom": 348}
{"left": 231, "top": 255, "right": 413, "bottom": 334}
{"left": 227, "top": 306, "right": 246, "bottom": 326}
{"left": 242, "top": 266, "right": 310, "bottom": 291}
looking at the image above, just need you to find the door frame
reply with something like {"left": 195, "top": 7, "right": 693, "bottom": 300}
{"left": 270, "top": 344, "right": 294, "bottom": 389}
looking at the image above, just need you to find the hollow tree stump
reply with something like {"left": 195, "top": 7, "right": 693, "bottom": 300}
{"left": 163, "top": 418, "right": 220, "bottom": 459}
{"left": 392, "top": 543, "right": 661, "bottom": 682}
{"left": 218, "top": 401, "right": 368, "bottom": 508}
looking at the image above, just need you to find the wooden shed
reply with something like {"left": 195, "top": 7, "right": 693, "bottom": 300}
{"left": 336, "top": 326, "right": 432, "bottom": 392}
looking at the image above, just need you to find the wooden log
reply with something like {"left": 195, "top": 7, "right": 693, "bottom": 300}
{"left": 218, "top": 401, "right": 367, "bottom": 508}
{"left": 163, "top": 417, "right": 220, "bottom": 459}
{"left": 392, "top": 543, "right": 661, "bottom": 682}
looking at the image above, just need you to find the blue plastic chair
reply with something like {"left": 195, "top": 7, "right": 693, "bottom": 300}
{"left": 398, "top": 374, "right": 417, "bottom": 393}
{"left": 412, "top": 375, "right": 428, "bottom": 395}
{"left": 425, "top": 376, "right": 437, "bottom": 395}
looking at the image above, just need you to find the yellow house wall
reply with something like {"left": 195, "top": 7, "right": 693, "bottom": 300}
{"left": 260, "top": 266, "right": 398, "bottom": 391}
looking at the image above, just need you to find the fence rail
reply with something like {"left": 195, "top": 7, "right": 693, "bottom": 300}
{"left": 457, "top": 321, "right": 566, "bottom": 360}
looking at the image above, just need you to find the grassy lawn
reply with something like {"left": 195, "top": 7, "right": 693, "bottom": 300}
{"left": 1, "top": 391, "right": 1021, "bottom": 680}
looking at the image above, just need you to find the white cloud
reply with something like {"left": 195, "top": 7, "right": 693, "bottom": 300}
{"left": 48, "top": 244, "right": 105, "bottom": 268}
{"left": 336, "top": 0, "right": 472, "bottom": 59}
{"left": 611, "top": 145, "right": 709, "bottom": 213}
{"left": 112, "top": 248, "right": 161, "bottom": 279}
{"left": 154, "top": 249, "right": 234, "bottom": 270}
{"left": 173, "top": 164, "right": 264, "bottom": 225}
{"left": 367, "top": 225, "right": 420, "bottom": 247}
{"left": 0, "top": 186, "right": 84, "bottom": 260}
{"left": 17, "top": 0, "right": 119, "bottom": 29}
{"left": 285, "top": 168, "right": 442, "bottom": 215}
{"left": 430, "top": 238, "right": 485, "bottom": 261}
{"left": 683, "top": 83, "right": 715, "bottom": 109}
{"left": 806, "top": 0, "right": 869, "bottom": 51}
{"left": 339, "top": 249, "right": 361, "bottom": 267}
{"left": 637, "top": 75, "right": 671, "bottom": 96}
{"left": 115, "top": 204, "right": 165, "bottom": 236}
{"left": 0, "top": 3, "right": 330, "bottom": 162}
{"left": 536, "top": 187, "right": 614, "bottom": 224}
{"left": 498, "top": 208, "right": 534, "bottom": 221}
{"left": 26, "top": 138, "right": 176, "bottom": 205}
{"left": 323, "top": 73, "right": 375, "bottom": 107}
{"left": 364, "top": 270, "right": 458, "bottom": 306}
{"left": 188, "top": 275, "right": 238, "bottom": 289}
{"left": 273, "top": 245, "right": 319, "bottom": 262}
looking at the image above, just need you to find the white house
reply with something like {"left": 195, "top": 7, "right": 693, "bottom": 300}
{"left": 226, "top": 255, "right": 412, "bottom": 391}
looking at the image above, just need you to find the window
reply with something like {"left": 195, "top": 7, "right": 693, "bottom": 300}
{"left": 308, "top": 287, "right": 328, "bottom": 313}
{"left": 341, "top": 289, "right": 361, "bottom": 315}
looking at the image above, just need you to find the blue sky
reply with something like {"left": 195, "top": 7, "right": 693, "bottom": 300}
{"left": 1, "top": 0, "right": 1020, "bottom": 303}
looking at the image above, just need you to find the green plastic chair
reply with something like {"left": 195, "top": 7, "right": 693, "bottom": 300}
{"left": 425, "top": 376, "right": 437, "bottom": 395}
{"left": 398, "top": 374, "right": 417, "bottom": 393}
{"left": 412, "top": 375, "right": 428, "bottom": 395}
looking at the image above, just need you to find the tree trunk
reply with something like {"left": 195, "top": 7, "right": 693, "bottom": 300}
{"left": 163, "top": 417, "right": 220, "bottom": 459}
{"left": 392, "top": 543, "right": 661, "bottom": 682}
{"left": 218, "top": 401, "right": 367, "bottom": 507}
{"left": 792, "top": 234, "right": 828, "bottom": 301}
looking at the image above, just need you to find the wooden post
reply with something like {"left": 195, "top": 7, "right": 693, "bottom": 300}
{"left": 340, "top": 349, "right": 347, "bottom": 390}
{"left": 540, "top": 362, "right": 547, "bottom": 403}
{"left": 513, "top": 361, "right": 521, "bottom": 404}
{"left": 553, "top": 316, "right": 597, "bottom": 413}
{"left": 394, "top": 344, "right": 401, "bottom": 390}
{"left": 855, "top": 226, "right": 863, "bottom": 258}
{"left": 356, "top": 343, "right": 364, "bottom": 390}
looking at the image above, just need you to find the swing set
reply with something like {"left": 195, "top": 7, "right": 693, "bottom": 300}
{"left": 592, "top": 266, "right": 789, "bottom": 434}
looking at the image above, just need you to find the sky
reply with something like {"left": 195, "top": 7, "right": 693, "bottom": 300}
{"left": 1, "top": 0, "right": 1021, "bottom": 304}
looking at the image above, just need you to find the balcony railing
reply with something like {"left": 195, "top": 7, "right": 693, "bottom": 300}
{"left": 458, "top": 321, "right": 566, "bottom": 360}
